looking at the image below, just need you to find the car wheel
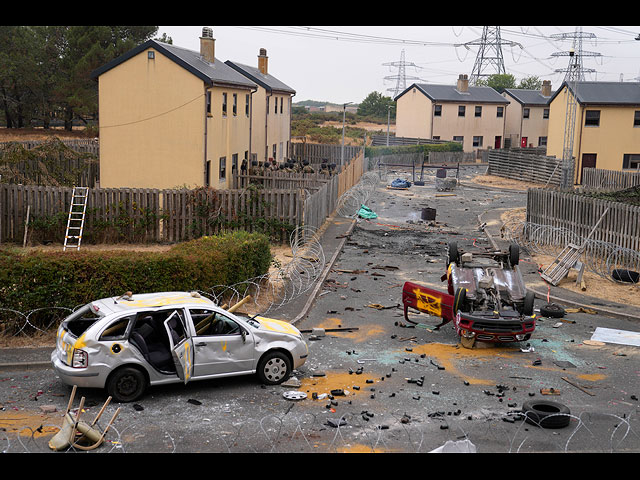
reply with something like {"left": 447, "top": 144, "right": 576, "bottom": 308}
{"left": 522, "top": 291, "right": 535, "bottom": 316}
{"left": 509, "top": 243, "right": 520, "bottom": 267}
{"left": 453, "top": 287, "right": 468, "bottom": 313}
{"left": 447, "top": 241, "right": 458, "bottom": 265}
{"left": 522, "top": 400, "right": 571, "bottom": 428}
{"left": 106, "top": 366, "right": 147, "bottom": 403}
{"left": 540, "top": 303, "right": 565, "bottom": 318}
{"left": 257, "top": 351, "right": 291, "bottom": 385}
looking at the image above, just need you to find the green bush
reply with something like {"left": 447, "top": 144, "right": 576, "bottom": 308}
{"left": 364, "top": 142, "right": 463, "bottom": 158}
{"left": 0, "top": 231, "right": 272, "bottom": 314}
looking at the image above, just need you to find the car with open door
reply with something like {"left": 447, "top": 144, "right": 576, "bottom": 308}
{"left": 51, "top": 291, "right": 308, "bottom": 402}
{"left": 402, "top": 242, "right": 536, "bottom": 348}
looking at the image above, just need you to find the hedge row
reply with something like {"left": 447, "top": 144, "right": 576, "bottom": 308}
{"left": 0, "top": 231, "right": 272, "bottom": 313}
{"left": 364, "top": 142, "right": 463, "bottom": 158}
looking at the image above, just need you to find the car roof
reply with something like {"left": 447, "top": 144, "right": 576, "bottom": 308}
{"left": 92, "top": 292, "right": 218, "bottom": 316}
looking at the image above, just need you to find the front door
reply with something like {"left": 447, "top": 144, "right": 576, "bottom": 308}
{"left": 187, "top": 309, "right": 255, "bottom": 377}
{"left": 581, "top": 154, "right": 597, "bottom": 184}
{"left": 165, "top": 310, "right": 193, "bottom": 384}
{"left": 521, "top": 136, "right": 528, "bottom": 148}
{"left": 494, "top": 136, "right": 501, "bottom": 149}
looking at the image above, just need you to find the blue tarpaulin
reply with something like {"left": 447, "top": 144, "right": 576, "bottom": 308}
{"left": 390, "top": 178, "right": 411, "bottom": 188}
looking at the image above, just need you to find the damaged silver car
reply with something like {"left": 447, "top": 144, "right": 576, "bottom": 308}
{"left": 51, "top": 292, "right": 308, "bottom": 402}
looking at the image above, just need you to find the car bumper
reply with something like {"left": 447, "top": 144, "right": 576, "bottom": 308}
{"left": 51, "top": 350, "right": 106, "bottom": 389}
{"left": 455, "top": 313, "right": 536, "bottom": 343}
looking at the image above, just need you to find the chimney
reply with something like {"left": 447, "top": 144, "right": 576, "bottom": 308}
{"left": 258, "top": 48, "right": 268, "bottom": 75}
{"left": 457, "top": 74, "right": 469, "bottom": 93}
{"left": 200, "top": 27, "right": 215, "bottom": 64}
{"left": 541, "top": 80, "right": 552, "bottom": 97}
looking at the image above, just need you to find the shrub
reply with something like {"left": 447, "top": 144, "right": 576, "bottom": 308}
{"left": 0, "top": 231, "right": 272, "bottom": 315}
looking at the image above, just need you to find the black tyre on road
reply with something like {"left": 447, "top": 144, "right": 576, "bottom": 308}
{"left": 522, "top": 400, "right": 571, "bottom": 428}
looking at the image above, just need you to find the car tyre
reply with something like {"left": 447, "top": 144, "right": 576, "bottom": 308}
{"left": 453, "top": 287, "right": 468, "bottom": 313}
{"left": 106, "top": 366, "right": 147, "bottom": 403}
{"left": 522, "top": 291, "right": 535, "bottom": 316}
{"left": 540, "top": 303, "right": 565, "bottom": 318}
{"left": 257, "top": 351, "right": 292, "bottom": 385}
{"left": 509, "top": 243, "right": 520, "bottom": 267}
{"left": 447, "top": 242, "right": 458, "bottom": 266}
{"left": 522, "top": 400, "right": 571, "bottom": 429}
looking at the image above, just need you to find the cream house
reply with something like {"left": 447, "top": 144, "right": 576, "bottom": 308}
{"left": 91, "top": 27, "right": 258, "bottom": 189}
{"left": 226, "top": 49, "right": 296, "bottom": 164}
{"left": 394, "top": 74, "right": 509, "bottom": 152}
{"left": 546, "top": 80, "right": 640, "bottom": 183}
{"left": 503, "top": 80, "right": 553, "bottom": 149}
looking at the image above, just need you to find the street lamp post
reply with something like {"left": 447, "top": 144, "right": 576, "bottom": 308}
{"left": 341, "top": 102, "right": 353, "bottom": 165}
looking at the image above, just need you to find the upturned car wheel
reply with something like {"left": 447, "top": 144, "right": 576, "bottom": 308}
{"left": 522, "top": 400, "right": 571, "bottom": 428}
{"left": 257, "top": 351, "right": 291, "bottom": 385}
{"left": 106, "top": 366, "right": 147, "bottom": 403}
{"left": 540, "top": 303, "right": 565, "bottom": 318}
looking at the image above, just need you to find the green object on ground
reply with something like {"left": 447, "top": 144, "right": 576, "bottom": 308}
{"left": 357, "top": 205, "right": 378, "bottom": 219}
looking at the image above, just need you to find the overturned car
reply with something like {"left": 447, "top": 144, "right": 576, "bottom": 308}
{"left": 402, "top": 242, "right": 536, "bottom": 347}
{"left": 51, "top": 291, "right": 308, "bottom": 402}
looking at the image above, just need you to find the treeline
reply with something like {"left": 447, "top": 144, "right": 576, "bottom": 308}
{"left": 0, "top": 26, "right": 164, "bottom": 132}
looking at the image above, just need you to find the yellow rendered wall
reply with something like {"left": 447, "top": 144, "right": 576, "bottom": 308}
{"left": 395, "top": 88, "right": 432, "bottom": 139}
{"left": 251, "top": 89, "right": 292, "bottom": 163}
{"left": 98, "top": 48, "right": 205, "bottom": 189}
{"left": 431, "top": 102, "right": 505, "bottom": 152}
{"left": 206, "top": 87, "right": 252, "bottom": 189}
{"left": 548, "top": 86, "right": 640, "bottom": 173}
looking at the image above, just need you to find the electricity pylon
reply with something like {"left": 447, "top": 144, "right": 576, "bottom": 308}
{"left": 458, "top": 27, "right": 522, "bottom": 85}
{"left": 551, "top": 27, "right": 601, "bottom": 81}
{"left": 383, "top": 50, "right": 422, "bottom": 98}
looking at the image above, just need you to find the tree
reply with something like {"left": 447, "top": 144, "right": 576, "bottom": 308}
{"left": 476, "top": 73, "right": 516, "bottom": 93}
{"left": 518, "top": 75, "right": 543, "bottom": 90}
{"left": 357, "top": 91, "right": 395, "bottom": 119}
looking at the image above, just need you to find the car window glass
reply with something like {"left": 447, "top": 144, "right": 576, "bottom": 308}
{"left": 100, "top": 315, "right": 135, "bottom": 340}
{"left": 192, "top": 311, "right": 240, "bottom": 336}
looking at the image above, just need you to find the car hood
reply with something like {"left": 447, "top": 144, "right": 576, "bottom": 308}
{"left": 252, "top": 316, "right": 302, "bottom": 338}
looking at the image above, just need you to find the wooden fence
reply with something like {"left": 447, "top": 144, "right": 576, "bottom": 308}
{"left": 290, "top": 142, "right": 361, "bottom": 165}
{"left": 526, "top": 188, "right": 640, "bottom": 252}
{"left": 232, "top": 169, "right": 331, "bottom": 191}
{"left": 0, "top": 184, "right": 303, "bottom": 245}
{"left": 488, "top": 150, "right": 568, "bottom": 186}
{"left": 582, "top": 168, "right": 640, "bottom": 192}
{"left": 302, "top": 152, "right": 366, "bottom": 231}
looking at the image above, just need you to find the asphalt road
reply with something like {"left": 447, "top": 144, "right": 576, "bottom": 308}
{"left": 2, "top": 165, "right": 639, "bottom": 454}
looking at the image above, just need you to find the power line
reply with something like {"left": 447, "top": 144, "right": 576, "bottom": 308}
{"left": 382, "top": 49, "right": 423, "bottom": 98}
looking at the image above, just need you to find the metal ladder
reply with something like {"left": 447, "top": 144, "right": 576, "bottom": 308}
{"left": 540, "top": 207, "right": 609, "bottom": 286}
{"left": 63, "top": 187, "right": 89, "bottom": 251}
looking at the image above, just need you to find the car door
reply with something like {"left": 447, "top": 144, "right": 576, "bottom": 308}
{"left": 164, "top": 309, "right": 193, "bottom": 384}
{"left": 187, "top": 308, "right": 255, "bottom": 378}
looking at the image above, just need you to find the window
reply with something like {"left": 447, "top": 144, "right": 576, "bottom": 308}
{"left": 280, "top": 97, "right": 283, "bottom": 114}
{"left": 634, "top": 111, "right": 640, "bottom": 127}
{"left": 191, "top": 310, "right": 241, "bottom": 336}
{"left": 100, "top": 315, "right": 135, "bottom": 341}
{"left": 232, "top": 154, "right": 238, "bottom": 174}
{"left": 206, "top": 91, "right": 211, "bottom": 115}
{"left": 266, "top": 97, "right": 269, "bottom": 115}
{"left": 475, "top": 106, "right": 482, "bottom": 117}
{"left": 523, "top": 108, "right": 530, "bottom": 119}
{"left": 453, "top": 136, "right": 464, "bottom": 143}
{"left": 497, "top": 106, "right": 504, "bottom": 118}
{"left": 434, "top": 105, "right": 442, "bottom": 116}
{"left": 233, "top": 93, "right": 237, "bottom": 116}
{"left": 623, "top": 154, "right": 640, "bottom": 170}
{"left": 538, "top": 137, "right": 547, "bottom": 147}
{"left": 585, "top": 110, "right": 600, "bottom": 126}
{"left": 245, "top": 94, "right": 250, "bottom": 117}
{"left": 272, "top": 144, "right": 277, "bottom": 159}
{"left": 205, "top": 160, "right": 211, "bottom": 187}
{"left": 473, "top": 136, "right": 483, "bottom": 147}
{"left": 458, "top": 106, "right": 465, "bottom": 117}
{"left": 222, "top": 93, "right": 227, "bottom": 116}
{"left": 433, "top": 136, "right": 440, "bottom": 140}
{"left": 543, "top": 108, "right": 549, "bottom": 119}
{"left": 274, "top": 97, "right": 278, "bottom": 114}
{"left": 147, "top": 51, "right": 155, "bottom": 60}
{"left": 219, "top": 157, "right": 226, "bottom": 180}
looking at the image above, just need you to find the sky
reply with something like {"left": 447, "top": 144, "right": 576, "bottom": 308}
{"left": 157, "top": 26, "right": 640, "bottom": 105}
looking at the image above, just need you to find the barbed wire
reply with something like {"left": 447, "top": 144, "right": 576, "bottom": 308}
{"left": 503, "top": 218, "right": 640, "bottom": 287}
{"left": 2, "top": 406, "right": 638, "bottom": 453}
